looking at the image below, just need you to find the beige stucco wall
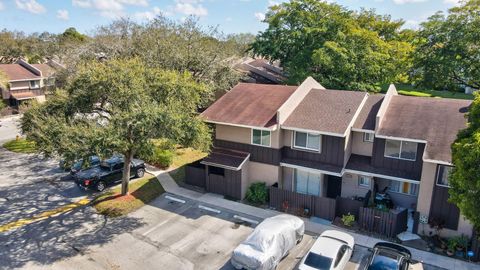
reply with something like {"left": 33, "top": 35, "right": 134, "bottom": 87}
{"left": 247, "top": 161, "right": 281, "bottom": 188}
{"left": 240, "top": 160, "right": 250, "bottom": 199}
{"left": 215, "top": 124, "right": 282, "bottom": 148}
{"left": 351, "top": 131, "right": 374, "bottom": 156}
{"left": 341, "top": 172, "right": 372, "bottom": 198}
{"left": 416, "top": 161, "right": 474, "bottom": 237}
{"left": 283, "top": 129, "right": 292, "bottom": 147}
{"left": 282, "top": 166, "right": 294, "bottom": 191}
{"left": 35, "top": 95, "right": 46, "bottom": 103}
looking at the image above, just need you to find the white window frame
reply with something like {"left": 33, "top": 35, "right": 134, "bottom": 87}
{"left": 388, "top": 180, "right": 419, "bottom": 196}
{"left": 292, "top": 168, "right": 322, "bottom": 196}
{"left": 251, "top": 129, "right": 271, "bottom": 147}
{"left": 30, "top": 80, "right": 40, "bottom": 89}
{"left": 384, "top": 139, "right": 418, "bottom": 161}
{"left": 436, "top": 165, "right": 452, "bottom": 187}
{"left": 292, "top": 131, "right": 322, "bottom": 152}
{"left": 358, "top": 175, "right": 371, "bottom": 188}
{"left": 363, "top": 132, "right": 374, "bottom": 143}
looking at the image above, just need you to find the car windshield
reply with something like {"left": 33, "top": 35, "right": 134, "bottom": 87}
{"left": 368, "top": 251, "right": 399, "bottom": 270}
{"left": 304, "top": 252, "right": 332, "bottom": 270}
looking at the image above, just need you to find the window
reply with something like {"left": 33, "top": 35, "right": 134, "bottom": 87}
{"left": 334, "top": 245, "right": 348, "bottom": 268}
{"left": 388, "top": 180, "right": 419, "bottom": 196}
{"left": 294, "top": 169, "right": 321, "bottom": 196}
{"left": 358, "top": 176, "right": 371, "bottom": 188}
{"left": 437, "top": 165, "right": 453, "bottom": 187}
{"left": 252, "top": 129, "right": 270, "bottom": 147}
{"left": 30, "top": 80, "right": 40, "bottom": 88}
{"left": 364, "top": 132, "right": 374, "bottom": 142}
{"left": 293, "top": 131, "right": 321, "bottom": 151}
{"left": 384, "top": 139, "right": 418, "bottom": 161}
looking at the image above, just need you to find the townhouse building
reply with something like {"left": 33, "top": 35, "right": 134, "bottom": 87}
{"left": 192, "top": 77, "right": 472, "bottom": 238}
{"left": 0, "top": 59, "right": 58, "bottom": 107}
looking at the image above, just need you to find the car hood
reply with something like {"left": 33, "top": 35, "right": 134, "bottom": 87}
{"left": 75, "top": 167, "right": 109, "bottom": 179}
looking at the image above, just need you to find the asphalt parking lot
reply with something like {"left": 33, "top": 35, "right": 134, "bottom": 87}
{"left": 37, "top": 193, "right": 372, "bottom": 270}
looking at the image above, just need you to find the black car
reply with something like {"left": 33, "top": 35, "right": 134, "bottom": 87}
{"left": 364, "top": 242, "right": 412, "bottom": 270}
{"left": 74, "top": 156, "right": 146, "bottom": 192}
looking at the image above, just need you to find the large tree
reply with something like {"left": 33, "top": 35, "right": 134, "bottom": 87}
{"left": 250, "top": 0, "right": 414, "bottom": 91}
{"left": 21, "top": 58, "right": 211, "bottom": 195}
{"left": 412, "top": 0, "right": 480, "bottom": 91}
{"left": 450, "top": 92, "right": 480, "bottom": 231}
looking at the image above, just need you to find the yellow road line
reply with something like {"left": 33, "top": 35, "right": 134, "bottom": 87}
{"left": 0, "top": 198, "right": 90, "bottom": 233}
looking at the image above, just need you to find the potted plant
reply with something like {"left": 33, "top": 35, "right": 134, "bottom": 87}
{"left": 341, "top": 213, "right": 355, "bottom": 227}
{"left": 446, "top": 238, "right": 457, "bottom": 256}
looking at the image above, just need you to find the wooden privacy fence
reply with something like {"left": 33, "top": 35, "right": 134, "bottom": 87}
{"left": 358, "top": 207, "right": 408, "bottom": 238}
{"left": 269, "top": 187, "right": 336, "bottom": 220}
{"left": 335, "top": 197, "right": 364, "bottom": 219}
{"left": 185, "top": 163, "right": 206, "bottom": 188}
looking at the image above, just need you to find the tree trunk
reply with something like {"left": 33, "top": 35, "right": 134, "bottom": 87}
{"left": 121, "top": 151, "right": 133, "bottom": 196}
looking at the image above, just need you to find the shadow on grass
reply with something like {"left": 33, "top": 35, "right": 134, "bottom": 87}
{"left": 92, "top": 176, "right": 165, "bottom": 217}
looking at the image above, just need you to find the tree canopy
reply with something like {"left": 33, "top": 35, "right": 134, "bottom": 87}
{"left": 250, "top": 0, "right": 414, "bottom": 91}
{"left": 450, "top": 92, "right": 480, "bottom": 231}
{"left": 21, "top": 58, "right": 211, "bottom": 195}
{"left": 412, "top": 0, "right": 480, "bottom": 91}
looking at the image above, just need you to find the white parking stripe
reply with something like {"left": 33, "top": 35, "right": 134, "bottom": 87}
{"left": 165, "top": 195, "right": 186, "bottom": 204}
{"left": 142, "top": 220, "right": 169, "bottom": 236}
{"left": 198, "top": 205, "right": 221, "bottom": 214}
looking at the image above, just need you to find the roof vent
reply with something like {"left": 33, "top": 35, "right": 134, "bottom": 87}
{"left": 347, "top": 108, "right": 351, "bottom": 114}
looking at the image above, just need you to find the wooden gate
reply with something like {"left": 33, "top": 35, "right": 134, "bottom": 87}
{"left": 313, "top": 196, "right": 336, "bottom": 220}
{"left": 358, "top": 207, "right": 408, "bottom": 238}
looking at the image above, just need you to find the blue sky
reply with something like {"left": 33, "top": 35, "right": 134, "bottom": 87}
{"left": 0, "top": 0, "right": 461, "bottom": 35}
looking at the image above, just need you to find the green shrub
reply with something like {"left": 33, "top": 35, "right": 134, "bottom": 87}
{"left": 341, "top": 213, "right": 355, "bottom": 227}
{"left": 245, "top": 182, "right": 268, "bottom": 205}
{"left": 144, "top": 148, "right": 174, "bottom": 169}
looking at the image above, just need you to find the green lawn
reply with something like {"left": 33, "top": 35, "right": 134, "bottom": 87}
{"left": 168, "top": 147, "right": 207, "bottom": 184}
{"left": 93, "top": 173, "right": 164, "bottom": 217}
{"left": 381, "top": 84, "right": 474, "bottom": 100}
{"left": 3, "top": 138, "right": 37, "bottom": 153}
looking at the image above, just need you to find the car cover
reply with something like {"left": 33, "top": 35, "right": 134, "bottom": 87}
{"left": 231, "top": 214, "right": 305, "bottom": 270}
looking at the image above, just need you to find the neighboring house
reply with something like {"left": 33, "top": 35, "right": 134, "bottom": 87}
{"left": 234, "top": 57, "right": 287, "bottom": 84}
{"left": 0, "top": 59, "right": 59, "bottom": 107}
{"left": 195, "top": 77, "right": 473, "bottom": 238}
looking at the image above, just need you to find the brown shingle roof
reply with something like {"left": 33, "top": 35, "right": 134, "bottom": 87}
{"left": 32, "top": 64, "right": 55, "bottom": 77}
{"left": 200, "top": 83, "right": 297, "bottom": 128}
{"left": 283, "top": 89, "right": 367, "bottom": 135}
{"left": 353, "top": 94, "right": 384, "bottom": 131}
{"left": 201, "top": 148, "right": 250, "bottom": 170}
{"left": 0, "top": 64, "right": 40, "bottom": 81}
{"left": 377, "top": 95, "right": 471, "bottom": 163}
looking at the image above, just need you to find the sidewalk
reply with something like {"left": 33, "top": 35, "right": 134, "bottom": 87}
{"left": 148, "top": 168, "right": 479, "bottom": 270}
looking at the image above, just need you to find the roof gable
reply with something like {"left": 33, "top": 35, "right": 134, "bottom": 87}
{"left": 283, "top": 89, "right": 367, "bottom": 135}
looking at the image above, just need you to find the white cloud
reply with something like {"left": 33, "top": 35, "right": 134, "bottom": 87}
{"left": 134, "top": 6, "right": 163, "bottom": 21}
{"left": 444, "top": 0, "right": 460, "bottom": 4}
{"left": 0, "top": 2, "right": 4, "bottom": 11}
{"left": 15, "top": 0, "right": 46, "bottom": 14}
{"left": 393, "top": 0, "right": 427, "bottom": 4}
{"left": 254, "top": 12, "right": 265, "bottom": 21}
{"left": 174, "top": 0, "right": 208, "bottom": 17}
{"left": 403, "top": 19, "right": 420, "bottom": 29}
{"left": 57, "top": 9, "right": 69, "bottom": 20}
{"left": 72, "top": 0, "right": 149, "bottom": 18}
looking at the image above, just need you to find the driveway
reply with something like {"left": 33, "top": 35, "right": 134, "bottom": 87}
{"left": 0, "top": 115, "right": 21, "bottom": 144}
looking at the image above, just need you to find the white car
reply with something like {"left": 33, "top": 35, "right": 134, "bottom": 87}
{"left": 231, "top": 214, "right": 305, "bottom": 270}
{"left": 298, "top": 230, "right": 355, "bottom": 270}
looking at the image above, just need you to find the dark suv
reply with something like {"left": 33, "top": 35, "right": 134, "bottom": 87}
{"left": 74, "top": 156, "right": 146, "bottom": 192}
{"left": 364, "top": 242, "right": 412, "bottom": 270}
